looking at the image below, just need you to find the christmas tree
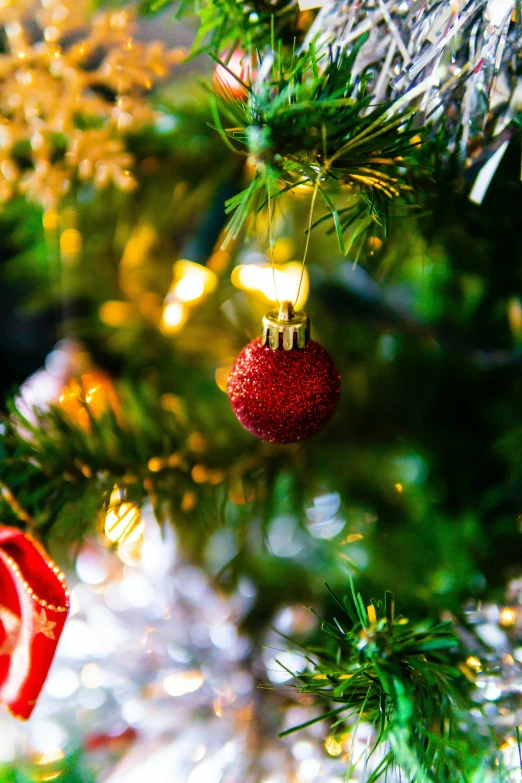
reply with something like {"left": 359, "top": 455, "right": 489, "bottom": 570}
{"left": 0, "top": 0, "right": 521, "bottom": 779}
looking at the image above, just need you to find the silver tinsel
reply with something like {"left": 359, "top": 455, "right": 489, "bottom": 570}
{"left": 0, "top": 505, "right": 356, "bottom": 782}
{"left": 0, "top": 506, "right": 521, "bottom": 781}
{"left": 304, "top": 0, "right": 522, "bottom": 201}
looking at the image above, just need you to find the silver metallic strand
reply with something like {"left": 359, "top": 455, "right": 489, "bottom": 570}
{"left": 302, "top": 0, "right": 522, "bottom": 195}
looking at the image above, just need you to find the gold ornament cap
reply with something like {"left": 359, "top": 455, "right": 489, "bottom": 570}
{"left": 262, "top": 301, "right": 310, "bottom": 350}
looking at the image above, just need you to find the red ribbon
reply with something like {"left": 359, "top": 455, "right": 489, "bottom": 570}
{"left": 0, "top": 526, "right": 69, "bottom": 719}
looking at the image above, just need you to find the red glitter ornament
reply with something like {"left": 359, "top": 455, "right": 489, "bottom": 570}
{"left": 228, "top": 302, "right": 340, "bottom": 443}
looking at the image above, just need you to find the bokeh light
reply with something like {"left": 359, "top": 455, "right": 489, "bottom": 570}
{"left": 161, "top": 301, "right": 188, "bottom": 334}
{"left": 231, "top": 261, "right": 309, "bottom": 310}
{"left": 161, "top": 260, "right": 217, "bottom": 334}
{"left": 104, "top": 486, "right": 143, "bottom": 544}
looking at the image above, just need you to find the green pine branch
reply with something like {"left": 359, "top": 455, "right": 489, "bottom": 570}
{"left": 192, "top": 0, "right": 300, "bottom": 56}
{"left": 97, "top": 0, "right": 301, "bottom": 55}
{"left": 0, "top": 380, "right": 264, "bottom": 555}
{"left": 210, "top": 45, "right": 431, "bottom": 253}
{"left": 280, "top": 581, "right": 504, "bottom": 782}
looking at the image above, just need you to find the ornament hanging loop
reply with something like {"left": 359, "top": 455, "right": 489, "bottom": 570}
{"left": 262, "top": 300, "right": 310, "bottom": 350}
{"left": 278, "top": 300, "right": 295, "bottom": 322}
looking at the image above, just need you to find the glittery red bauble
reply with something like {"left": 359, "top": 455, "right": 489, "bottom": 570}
{"left": 228, "top": 338, "right": 341, "bottom": 444}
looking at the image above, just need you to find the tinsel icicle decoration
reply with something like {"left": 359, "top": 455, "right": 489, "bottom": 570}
{"left": 305, "top": 0, "right": 522, "bottom": 199}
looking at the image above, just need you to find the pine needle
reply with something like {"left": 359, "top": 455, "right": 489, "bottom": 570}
{"left": 280, "top": 583, "right": 503, "bottom": 781}
{"left": 209, "top": 46, "right": 428, "bottom": 252}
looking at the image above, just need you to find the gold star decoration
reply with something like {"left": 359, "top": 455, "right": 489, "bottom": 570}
{"left": 0, "top": 0, "right": 183, "bottom": 208}
{"left": 0, "top": 604, "right": 21, "bottom": 656}
{"left": 32, "top": 607, "right": 56, "bottom": 640}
